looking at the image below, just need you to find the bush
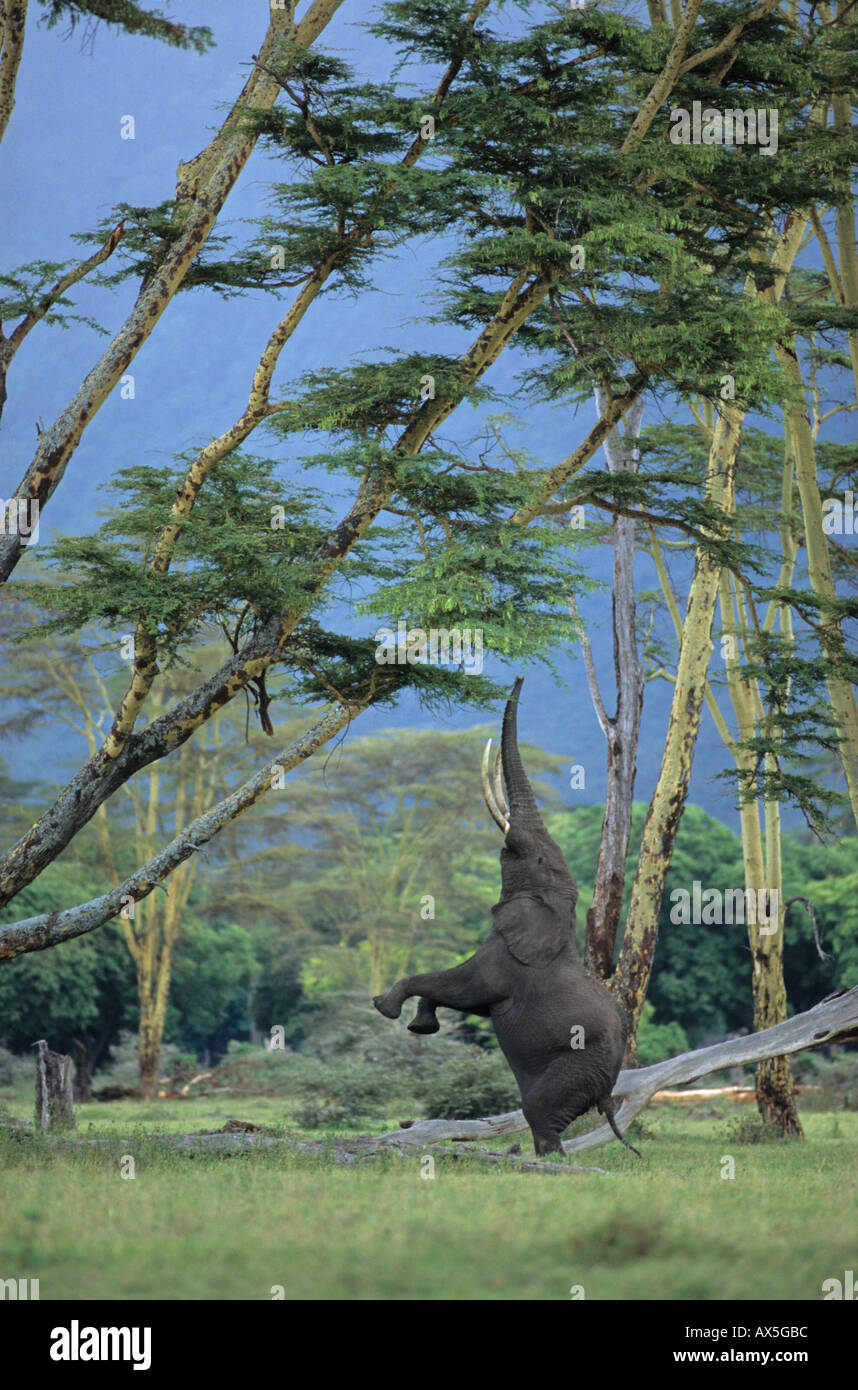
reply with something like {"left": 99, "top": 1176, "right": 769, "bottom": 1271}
{"left": 160, "top": 1051, "right": 203, "bottom": 1089}
{"left": 792, "top": 1047, "right": 858, "bottom": 1111}
{"left": 419, "top": 1050, "right": 519, "bottom": 1120}
{"left": 636, "top": 1002, "right": 688, "bottom": 1067}
{"left": 292, "top": 1055, "right": 406, "bottom": 1128}
{"left": 724, "top": 1115, "right": 788, "bottom": 1145}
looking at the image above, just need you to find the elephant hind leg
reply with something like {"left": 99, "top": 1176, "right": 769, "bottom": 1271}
{"left": 531, "top": 1128, "right": 565, "bottom": 1157}
{"left": 521, "top": 1061, "right": 590, "bottom": 1158}
{"left": 408, "top": 997, "right": 440, "bottom": 1034}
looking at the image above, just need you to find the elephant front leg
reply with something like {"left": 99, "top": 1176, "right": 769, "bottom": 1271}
{"left": 373, "top": 955, "right": 503, "bottom": 1022}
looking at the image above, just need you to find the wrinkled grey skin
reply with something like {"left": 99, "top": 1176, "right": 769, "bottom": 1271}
{"left": 373, "top": 678, "right": 638, "bottom": 1158}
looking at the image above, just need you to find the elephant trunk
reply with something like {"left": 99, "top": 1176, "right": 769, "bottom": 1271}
{"left": 501, "top": 677, "right": 547, "bottom": 832}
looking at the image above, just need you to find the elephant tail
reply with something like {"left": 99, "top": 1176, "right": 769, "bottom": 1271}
{"left": 599, "top": 1095, "right": 643, "bottom": 1160}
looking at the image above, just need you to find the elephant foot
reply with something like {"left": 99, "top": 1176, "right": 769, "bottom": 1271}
{"left": 373, "top": 991, "right": 402, "bottom": 1020}
{"left": 408, "top": 999, "right": 440, "bottom": 1035}
{"left": 532, "top": 1132, "right": 564, "bottom": 1158}
{"left": 408, "top": 1016, "right": 440, "bottom": 1035}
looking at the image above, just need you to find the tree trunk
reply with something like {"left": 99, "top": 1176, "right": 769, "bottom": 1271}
{"left": 754, "top": 756, "right": 803, "bottom": 1135}
{"left": 138, "top": 971, "right": 160, "bottom": 1101}
{"left": 611, "top": 403, "right": 742, "bottom": 1055}
{"left": 718, "top": 572, "right": 803, "bottom": 1136}
{"left": 583, "top": 391, "right": 645, "bottom": 978}
{"left": 34, "top": 1040, "right": 76, "bottom": 1131}
{"left": 756, "top": 1054, "right": 803, "bottom": 1135}
{"left": 777, "top": 341, "right": 858, "bottom": 834}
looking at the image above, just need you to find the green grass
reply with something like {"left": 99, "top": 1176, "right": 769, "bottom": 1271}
{"left": 1, "top": 1089, "right": 855, "bottom": 1301}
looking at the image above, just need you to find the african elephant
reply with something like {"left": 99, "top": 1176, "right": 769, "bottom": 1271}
{"left": 373, "top": 677, "right": 638, "bottom": 1158}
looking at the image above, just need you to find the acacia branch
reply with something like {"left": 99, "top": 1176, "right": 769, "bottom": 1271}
{"left": 677, "top": 0, "right": 783, "bottom": 76}
{"left": 0, "top": 219, "right": 126, "bottom": 421}
{"left": 568, "top": 593, "right": 609, "bottom": 736}
{"left": 511, "top": 375, "right": 649, "bottom": 527}
{"left": 619, "top": 0, "right": 704, "bottom": 156}
{"left": 0, "top": 698, "right": 361, "bottom": 960}
{"left": 0, "top": 0, "right": 348, "bottom": 585}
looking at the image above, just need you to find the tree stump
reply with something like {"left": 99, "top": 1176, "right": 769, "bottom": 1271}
{"left": 33, "top": 1039, "right": 76, "bottom": 1131}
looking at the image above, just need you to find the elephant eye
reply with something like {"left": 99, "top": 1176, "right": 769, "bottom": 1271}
{"left": 537, "top": 856, "right": 544, "bottom": 864}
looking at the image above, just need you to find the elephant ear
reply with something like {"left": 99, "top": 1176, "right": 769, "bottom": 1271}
{"left": 491, "top": 892, "right": 573, "bottom": 967}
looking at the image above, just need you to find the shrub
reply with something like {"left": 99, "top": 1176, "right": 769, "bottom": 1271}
{"left": 636, "top": 1002, "right": 688, "bottom": 1067}
{"left": 419, "top": 1050, "right": 519, "bottom": 1120}
{"left": 724, "top": 1115, "right": 788, "bottom": 1145}
{"left": 292, "top": 1055, "right": 406, "bottom": 1128}
{"left": 792, "top": 1048, "right": 858, "bottom": 1111}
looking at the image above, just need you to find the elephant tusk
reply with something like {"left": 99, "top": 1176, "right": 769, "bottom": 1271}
{"left": 482, "top": 739, "right": 510, "bottom": 834}
{"left": 493, "top": 745, "right": 509, "bottom": 821}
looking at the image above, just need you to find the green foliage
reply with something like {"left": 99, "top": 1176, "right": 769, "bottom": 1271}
{"left": 0, "top": 1046, "right": 21, "bottom": 1086}
{"left": 21, "top": 455, "right": 333, "bottom": 661}
{"left": 636, "top": 1001, "right": 688, "bottom": 1067}
{"left": 0, "top": 865, "right": 136, "bottom": 1056}
{"left": 723, "top": 1114, "right": 789, "bottom": 1146}
{"left": 292, "top": 1054, "right": 406, "bottom": 1127}
{"left": 39, "top": 1, "right": 213, "bottom": 52}
{"left": 73, "top": 203, "right": 260, "bottom": 298}
{"left": 167, "top": 922, "right": 258, "bottom": 1056}
{"left": 0, "top": 261, "right": 110, "bottom": 336}
{"left": 419, "top": 1049, "right": 519, "bottom": 1120}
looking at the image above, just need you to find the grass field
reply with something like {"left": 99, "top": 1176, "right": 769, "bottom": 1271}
{"left": 1, "top": 1081, "right": 855, "bottom": 1301}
